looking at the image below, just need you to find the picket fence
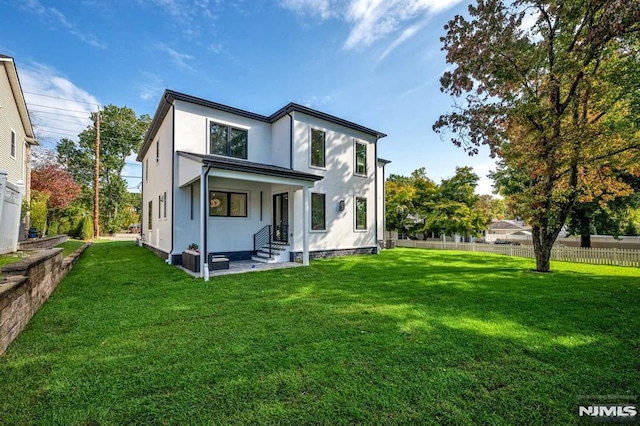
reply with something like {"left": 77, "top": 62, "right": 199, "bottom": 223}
{"left": 395, "top": 240, "right": 640, "bottom": 267}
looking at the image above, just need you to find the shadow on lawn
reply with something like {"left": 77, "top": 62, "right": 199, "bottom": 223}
{"left": 1, "top": 242, "right": 639, "bottom": 425}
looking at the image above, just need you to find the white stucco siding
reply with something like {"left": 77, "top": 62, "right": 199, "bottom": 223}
{"left": 290, "top": 113, "right": 377, "bottom": 252}
{"left": 271, "top": 115, "right": 290, "bottom": 169}
{"left": 204, "top": 177, "right": 273, "bottom": 253}
{"left": 173, "top": 179, "right": 201, "bottom": 254}
{"left": 142, "top": 106, "right": 173, "bottom": 253}
{"left": 0, "top": 64, "right": 27, "bottom": 187}
{"left": 173, "top": 100, "right": 272, "bottom": 164}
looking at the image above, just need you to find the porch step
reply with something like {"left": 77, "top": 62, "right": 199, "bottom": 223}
{"left": 252, "top": 243, "right": 290, "bottom": 263}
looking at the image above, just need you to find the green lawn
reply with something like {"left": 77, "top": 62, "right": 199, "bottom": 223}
{"left": 55, "top": 238, "right": 85, "bottom": 257}
{"left": 1, "top": 243, "right": 638, "bottom": 425}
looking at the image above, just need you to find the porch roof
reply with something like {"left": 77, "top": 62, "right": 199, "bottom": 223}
{"left": 177, "top": 151, "right": 323, "bottom": 183}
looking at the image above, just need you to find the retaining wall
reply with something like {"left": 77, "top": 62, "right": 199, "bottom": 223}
{"left": 0, "top": 243, "right": 90, "bottom": 355}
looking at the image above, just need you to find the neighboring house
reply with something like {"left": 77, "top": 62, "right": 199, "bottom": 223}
{"left": 137, "top": 90, "right": 390, "bottom": 278}
{"left": 0, "top": 54, "right": 37, "bottom": 253}
{"left": 485, "top": 219, "right": 531, "bottom": 241}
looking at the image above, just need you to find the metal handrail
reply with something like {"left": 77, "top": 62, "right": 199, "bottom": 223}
{"left": 253, "top": 225, "right": 272, "bottom": 257}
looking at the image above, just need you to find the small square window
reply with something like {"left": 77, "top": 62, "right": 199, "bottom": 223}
{"left": 210, "top": 122, "right": 248, "bottom": 159}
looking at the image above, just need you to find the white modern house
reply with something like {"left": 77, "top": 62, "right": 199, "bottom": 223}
{"left": 0, "top": 54, "right": 37, "bottom": 254}
{"left": 137, "top": 90, "right": 390, "bottom": 278}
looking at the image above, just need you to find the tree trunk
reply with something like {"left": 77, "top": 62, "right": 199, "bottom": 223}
{"left": 532, "top": 225, "right": 554, "bottom": 272}
{"left": 578, "top": 212, "right": 591, "bottom": 248}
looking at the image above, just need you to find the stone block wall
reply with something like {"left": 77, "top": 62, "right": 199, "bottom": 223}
{"left": 290, "top": 247, "right": 377, "bottom": 262}
{"left": 18, "top": 235, "right": 68, "bottom": 251}
{"left": 0, "top": 244, "right": 89, "bottom": 355}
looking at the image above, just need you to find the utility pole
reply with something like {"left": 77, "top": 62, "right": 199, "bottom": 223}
{"left": 94, "top": 109, "right": 100, "bottom": 238}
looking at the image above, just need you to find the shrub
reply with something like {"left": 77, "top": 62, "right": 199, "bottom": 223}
{"left": 81, "top": 216, "right": 94, "bottom": 240}
{"left": 30, "top": 191, "right": 49, "bottom": 236}
{"left": 58, "top": 218, "right": 71, "bottom": 235}
{"left": 48, "top": 221, "right": 60, "bottom": 236}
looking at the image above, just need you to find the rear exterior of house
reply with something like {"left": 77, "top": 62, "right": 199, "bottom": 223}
{"left": 138, "top": 90, "right": 389, "bottom": 276}
{"left": 0, "top": 54, "right": 37, "bottom": 254}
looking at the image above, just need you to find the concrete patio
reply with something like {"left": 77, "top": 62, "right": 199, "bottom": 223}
{"left": 178, "top": 260, "right": 303, "bottom": 278}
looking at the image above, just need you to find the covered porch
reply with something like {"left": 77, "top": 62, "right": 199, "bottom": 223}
{"left": 175, "top": 152, "right": 322, "bottom": 280}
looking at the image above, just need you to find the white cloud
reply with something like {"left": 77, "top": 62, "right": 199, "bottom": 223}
{"left": 18, "top": 0, "right": 107, "bottom": 49}
{"left": 138, "top": 72, "right": 165, "bottom": 101}
{"left": 280, "top": 0, "right": 464, "bottom": 51}
{"left": 18, "top": 62, "right": 100, "bottom": 147}
{"left": 279, "top": 0, "right": 336, "bottom": 19}
{"left": 156, "top": 43, "right": 195, "bottom": 71}
{"left": 301, "top": 95, "right": 333, "bottom": 108}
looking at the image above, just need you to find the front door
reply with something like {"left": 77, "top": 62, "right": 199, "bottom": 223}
{"left": 273, "top": 193, "right": 289, "bottom": 243}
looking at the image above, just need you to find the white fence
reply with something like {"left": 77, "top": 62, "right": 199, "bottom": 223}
{"left": 0, "top": 170, "right": 24, "bottom": 255}
{"left": 396, "top": 240, "right": 640, "bottom": 267}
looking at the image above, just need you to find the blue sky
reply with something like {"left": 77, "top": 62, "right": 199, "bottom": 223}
{"left": 1, "top": 0, "right": 496, "bottom": 194}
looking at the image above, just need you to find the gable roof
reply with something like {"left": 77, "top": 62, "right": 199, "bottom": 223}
{"left": 138, "top": 89, "right": 386, "bottom": 161}
{"left": 488, "top": 220, "right": 528, "bottom": 230}
{"left": 0, "top": 54, "right": 36, "bottom": 143}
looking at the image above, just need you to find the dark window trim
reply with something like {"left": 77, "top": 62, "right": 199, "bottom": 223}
{"left": 145, "top": 159, "right": 148, "bottom": 181}
{"left": 209, "top": 191, "right": 248, "bottom": 217}
{"left": 158, "top": 195, "right": 161, "bottom": 219}
{"left": 311, "top": 192, "right": 326, "bottom": 231}
{"left": 156, "top": 141, "right": 160, "bottom": 163}
{"left": 209, "top": 121, "right": 248, "bottom": 160}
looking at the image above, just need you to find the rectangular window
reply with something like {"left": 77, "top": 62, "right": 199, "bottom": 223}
{"left": 311, "top": 193, "right": 326, "bottom": 231}
{"left": 148, "top": 200, "right": 153, "bottom": 230}
{"left": 355, "top": 141, "right": 367, "bottom": 176}
{"left": 355, "top": 197, "right": 367, "bottom": 230}
{"left": 145, "top": 159, "right": 148, "bottom": 181}
{"left": 163, "top": 191, "right": 167, "bottom": 218}
{"left": 209, "top": 122, "right": 247, "bottom": 159}
{"left": 310, "top": 128, "right": 325, "bottom": 167}
{"left": 10, "top": 130, "right": 16, "bottom": 159}
{"left": 209, "top": 191, "right": 248, "bottom": 217}
{"left": 158, "top": 195, "right": 161, "bottom": 218}
{"left": 156, "top": 141, "right": 159, "bottom": 163}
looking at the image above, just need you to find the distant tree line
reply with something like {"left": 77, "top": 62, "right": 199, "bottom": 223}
{"left": 386, "top": 166, "right": 508, "bottom": 240}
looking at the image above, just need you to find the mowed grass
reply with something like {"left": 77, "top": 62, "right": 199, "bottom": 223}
{"left": 55, "top": 238, "right": 85, "bottom": 257}
{"left": 1, "top": 243, "right": 639, "bottom": 425}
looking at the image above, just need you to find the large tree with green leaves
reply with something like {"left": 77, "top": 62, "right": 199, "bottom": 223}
{"left": 57, "top": 105, "right": 150, "bottom": 234}
{"left": 434, "top": 0, "right": 640, "bottom": 271}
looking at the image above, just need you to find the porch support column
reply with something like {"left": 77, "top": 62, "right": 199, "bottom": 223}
{"left": 200, "top": 168, "right": 210, "bottom": 281}
{"left": 302, "top": 185, "right": 310, "bottom": 266}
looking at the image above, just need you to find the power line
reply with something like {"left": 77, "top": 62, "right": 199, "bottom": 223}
{"left": 24, "top": 91, "right": 100, "bottom": 107}
{"left": 34, "top": 124, "right": 87, "bottom": 133}
{"left": 30, "top": 113, "right": 92, "bottom": 126}
{"left": 27, "top": 102, "right": 94, "bottom": 114}
{"left": 29, "top": 108, "right": 92, "bottom": 119}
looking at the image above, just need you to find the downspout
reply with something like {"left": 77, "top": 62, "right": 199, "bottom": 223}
{"left": 167, "top": 103, "right": 176, "bottom": 264}
{"left": 374, "top": 137, "right": 380, "bottom": 253}
{"left": 201, "top": 164, "right": 213, "bottom": 280}
{"left": 287, "top": 111, "right": 294, "bottom": 169}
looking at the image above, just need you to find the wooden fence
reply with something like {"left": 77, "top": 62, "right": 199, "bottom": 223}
{"left": 395, "top": 240, "right": 640, "bottom": 267}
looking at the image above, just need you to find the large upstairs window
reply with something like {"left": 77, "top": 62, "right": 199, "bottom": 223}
{"left": 210, "top": 122, "right": 248, "bottom": 159}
